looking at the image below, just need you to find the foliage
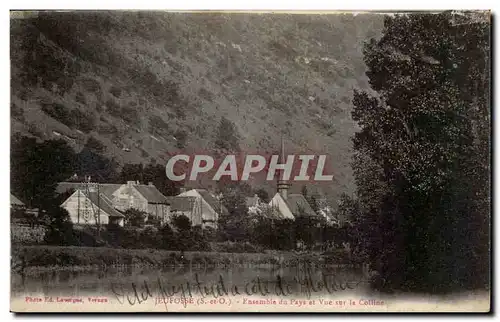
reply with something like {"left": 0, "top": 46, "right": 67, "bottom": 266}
{"left": 171, "top": 214, "right": 192, "bottom": 232}
{"left": 148, "top": 115, "right": 169, "bottom": 135}
{"left": 41, "top": 102, "right": 95, "bottom": 133}
{"left": 119, "top": 161, "right": 182, "bottom": 196}
{"left": 11, "top": 135, "right": 76, "bottom": 209}
{"left": 250, "top": 217, "right": 296, "bottom": 251}
{"left": 214, "top": 116, "right": 240, "bottom": 152}
{"left": 254, "top": 188, "right": 270, "bottom": 203}
{"left": 210, "top": 241, "right": 260, "bottom": 253}
{"left": 123, "top": 208, "right": 147, "bottom": 227}
{"left": 218, "top": 183, "right": 252, "bottom": 242}
{"left": 75, "top": 146, "right": 119, "bottom": 183}
{"left": 174, "top": 129, "right": 188, "bottom": 149}
{"left": 43, "top": 206, "right": 76, "bottom": 246}
{"left": 351, "top": 12, "right": 490, "bottom": 293}
{"left": 85, "top": 136, "right": 106, "bottom": 154}
{"left": 159, "top": 223, "right": 177, "bottom": 250}
{"left": 294, "top": 215, "right": 325, "bottom": 249}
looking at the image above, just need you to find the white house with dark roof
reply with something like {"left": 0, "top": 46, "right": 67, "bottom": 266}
{"left": 268, "top": 140, "right": 320, "bottom": 220}
{"left": 110, "top": 181, "right": 170, "bottom": 223}
{"left": 269, "top": 192, "right": 318, "bottom": 220}
{"left": 60, "top": 186, "right": 125, "bottom": 226}
{"left": 176, "top": 188, "right": 228, "bottom": 229}
{"left": 10, "top": 194, "right": 25, "bottom": 209}
{"left": 165, "top": 196, "right": 198, "bottom": 225}
{"left": 57, "top": 180, "right": 171, "bottom": 226}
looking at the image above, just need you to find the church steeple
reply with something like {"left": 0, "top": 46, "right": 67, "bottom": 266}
{"left": 277, "top": 136, "right": 291, "bottom": 200}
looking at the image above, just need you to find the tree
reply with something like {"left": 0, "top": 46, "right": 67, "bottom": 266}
{"left": 85, "top": 136, "right": 106, "bottom": 154}
{"left": 75, "top": 146, "right": 118, "bottom": 183}
{"left": 159, "top": 223, "right": 176, "bottom": 250}
{"left": 218, "top": 183, "right": 252, "bottom": 242}
{"left": 171, "top": 214, "right": 192, "bottom": 232}
{"left": 120, "top": 162, "right": 182, "bottom": 196}
{"left": 171, "top": 214, "right": 192, "bottom": 252}
{"left": 351, "top": 12, "right": 490, "bottom": 293}
{"left": 143, "top": 162, "right": 182, "bottom": 196}
{"left": 294, "top": 214, "right": 323, "bottom": 249}
{"left": 43, "top": 206, "right": 75, "bottom": 246}
{"left": 123, "top": 208, "right": 147, "bottom": 227}
{"left": 214, "top": 116, "right": 240, "bottom": 152}
{"left": 120, "top": 163, "right": 144, "bottom": 182}
{"left": 254, "top": 188, "right": 270, "bottom": 203}
{"left": 11, "top": 135, "right": 76, "bottom": 209}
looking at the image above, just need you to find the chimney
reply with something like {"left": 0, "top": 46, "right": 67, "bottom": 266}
{"left": 148, "top": 182, "right": 154, "bottom": 187}
{"left": 136, "top": 180, "right": 140, "bottom": 185}
{"left": 127, "top": 181, "right": 135, "bottom": 187}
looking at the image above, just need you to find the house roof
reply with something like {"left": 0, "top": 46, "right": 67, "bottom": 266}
{"left": 56, "top": 182, "right": 122, "bottom": 199}
{"left": 285, "top": 194, "right": 318, "bottom": 218}
{"left": 83, "top": 191, "right": 124, "bottom": 218}
{"left": 10, "top": 194, "right": 25, "bottom": 206}
{"left": 166, "top": 196, "right": 197, "bottom": 212}
{"left": 56, "top": 182, "right": 82, "bottom": 194}
{"left": 133, "top": 185, "right": 170, "bottom": 204}
{"left": 99, "top": 184, "right": 122, "bottom": 198}
{"left": 195, "top": 189, "right": 228, "bottom": 215}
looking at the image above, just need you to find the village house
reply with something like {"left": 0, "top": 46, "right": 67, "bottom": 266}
{"left": 110, "top": 181, "right": 170, "bottom": 224}
{"left": 268, "top": 141, "right": 320, "bottom": 220}
{"left": 173, "top": 188, "right": 229, "bottom": 229}
{"left": 10, "top": 193, "right": 41, "bottom": 222}
{"left": 245, "top": 194, "right": 273, "bottom": 218}
{"left": 56, "top": 180, "right": 171, "bottom": 227}
{"left": 10, "top": 194, "right": 25, "bottom": 210}
{"left": 165, "top": 196, "right": 198, "bottom": 225}
{"left": 60, "top": 187, "right": 125, "bottom": 226}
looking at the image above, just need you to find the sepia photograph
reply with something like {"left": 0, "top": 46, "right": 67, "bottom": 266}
{"left": 9, "top": 10, "right": 491, "bottom": 313}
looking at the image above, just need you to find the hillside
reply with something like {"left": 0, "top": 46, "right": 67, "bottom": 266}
{"left": 10, "top": 11, "right": 383, "bottom": 202}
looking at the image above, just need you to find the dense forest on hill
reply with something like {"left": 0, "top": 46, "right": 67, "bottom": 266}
{"left": 10, "top": 11, "right": 383, "bottom": 201}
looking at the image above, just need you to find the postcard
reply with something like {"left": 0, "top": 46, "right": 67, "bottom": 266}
{"left": 10, "top": 10, "right": 491, "bottom": 313}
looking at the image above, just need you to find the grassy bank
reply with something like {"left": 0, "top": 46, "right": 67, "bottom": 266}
{"left": 12, "top": 245, "right": 348, "bottom": 273}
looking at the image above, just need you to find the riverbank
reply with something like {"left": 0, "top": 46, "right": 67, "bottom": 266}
{"left": 12, "top": 245, "right": 355, "bottom": 274}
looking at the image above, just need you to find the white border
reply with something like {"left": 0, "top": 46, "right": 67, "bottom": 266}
{"left": 1, "top": 1, "right": 498, "bottom": 321}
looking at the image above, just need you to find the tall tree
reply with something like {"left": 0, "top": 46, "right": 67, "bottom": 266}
{"left": 75, "top": 138, "right": 118, "bottom": 182}
{"left": 119, "top": 162, "right": 182, "bottom": 196}
{"left": 11, "top": 135, "right": 76, "bottom": 209}
{"left": 214, "top": 116, "right": 240, "bottom": 152}
{"left": 352, "top": 12, "right": 490, "bottom": 293}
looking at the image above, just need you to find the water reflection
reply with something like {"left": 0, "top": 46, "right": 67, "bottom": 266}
{"left": 12, "top": 264, "right": 367, "bottom": 298}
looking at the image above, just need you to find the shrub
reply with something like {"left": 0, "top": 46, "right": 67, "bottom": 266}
{"left": 105, "top": 98, "right": 122, "bottom": 117}
{"left": 11, "top": 103, "right": 24, "bottom": 121}
{"left": 41, "top": 102, "right": 73, "bottom": 127}
{"left": 43, "top": 207, "right": 76, "bottom": 246}
{"left": 121, "top": 105, "right": 140, "bottom": 126}
{"left": 75, "top": 91, "right": 86, "bottom": 105}
{"left": 84, "top": 136, "right": 106, "bottom": 153}
{"left": 98, "top": 122, "right": 119, "bottom": 135}
{"left": 171, "top": 214, "right": 191, "bottom": 232}
{"left": 174, "top": 129, "right": 187, "bottom": 149}
{"left": 41, "top": 102, "right": 95, "bottom": 133}
{"left": 140, "top": 226, "right": 160, "bottom": 248}
{"left": 149, "top": 115, "right": 169, "bottom": 134}
{"left": 123, "top": 208, "right": 147, "bottom": 228}
{"left": 109, "top": 86, "right": 122, "bottom": 98}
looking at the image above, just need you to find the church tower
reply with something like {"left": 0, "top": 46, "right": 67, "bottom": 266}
{"left": 277, "top": 137, "right": 291, "bottom": 200}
